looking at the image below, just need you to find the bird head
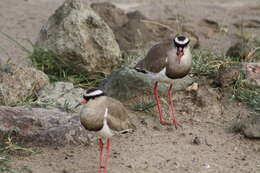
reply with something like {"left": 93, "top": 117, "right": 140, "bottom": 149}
{"left": 173, "top": 35, "right": 190, "bottom": 64}
{"left": 75, "top": 88, "right": 105, "bottom": 108}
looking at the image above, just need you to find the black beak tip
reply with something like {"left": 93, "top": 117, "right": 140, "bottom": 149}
{"left": 74, "top": 103, "right": 81, "bottom": 109}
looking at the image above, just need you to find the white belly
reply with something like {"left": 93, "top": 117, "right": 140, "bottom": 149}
{"left": 148, "top": 68, "right": 173, "bottom": 83}
{"left": 96, "top": 119, "right": 114, "bottom": 137}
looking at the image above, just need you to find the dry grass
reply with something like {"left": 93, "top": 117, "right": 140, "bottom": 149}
{"left": 0, "top": 136, "right": 38, "bottom": 173}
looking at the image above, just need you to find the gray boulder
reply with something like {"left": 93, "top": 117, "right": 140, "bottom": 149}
{"left": 91, "top": 2, "right": 199, "bottom": 53}
{"left": 100, "top": 67, "right": 194, "bottom": 100}
{"left": 0, "top": 106, "right": 91, "bottom": 146}
{"left": 91, "top": 2, "right": 128, "bottom": 29}
{"left": 217, "top": 62, "right": 260, "bottom": 88}
{"left": 36, "top": 82, "right": 85, "bottom": 111}
{"left": 231, "top": 114, "right": 260, "bottom": 139}
{"left": 36, "top": 0, "right": 121, "bottom": 74}
{"left": 217, "top": 63, "right": 241, "bottom": 88}
{"left": 0, "top": 63, "right": 49, "bottom": 105}
{"left": 226, "top": 40, "right": 250, "bottom": 61}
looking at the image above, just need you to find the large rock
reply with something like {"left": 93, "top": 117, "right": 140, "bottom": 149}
{"left": 217, "top": 63, "right": 241, "bottom": 88}
{"left": 36, "top": 82, "right": 85, "bottom": 110}
{"left": 234, "top": 19, "right": 260, "bottom": 29}
{"left": 36, "top": 0, "right": 121, "bottom": 74}
{"left": 0, "top": 63, "right": 49, "bottom": 105}
{"left": 231, "top": 114, "right": 260, "bottom": 139}
{"left": 91, "top": 2, "right": 128, "bottom": 29}
{"left": 243, "top": 62, "right": 260, "bottom": 87}
{"left": 0, "top": 106, "right": 90, "bottom": 146}
{"left": 226, "top": 40, "right": 250, "bottom": 61}
{"left": 91, "top": 2, "right": 199, "bottom": 53}
{"left": 100, "top": 67, "right": 194, "bottom": 100}
{"left": 217, "top": 62, "right": 260, "bottom": 88}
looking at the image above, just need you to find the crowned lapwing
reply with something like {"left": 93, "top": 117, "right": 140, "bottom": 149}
{"left": 75, "top": 89, "right": 135, "bottom": 173}
{"left": 135, "top": 35, "right": 192, "bottom": 128}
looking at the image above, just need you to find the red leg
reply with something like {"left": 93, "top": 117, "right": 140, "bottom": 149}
{"left": 103, "top": 138, "right": 111, "bottom": 173}
{"left": 98, "top": 138, "right": 104, "bottom": 173}
{"left": 168, "top": 84, "right": 181, "bottom": 129}
{"left": 153, "top": 81, "right": 171, "bottom": 125}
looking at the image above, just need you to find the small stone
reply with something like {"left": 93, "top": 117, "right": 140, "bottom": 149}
{"left": 152, "top": 126, "right": 160, "bottom": 131}
{"left": 186, "top": 82, "right": 199, "bottom": 92}
{"left": 192, "top": 136, "right": 201, "bottom": 145}
{"left": 140, "top": 119, "right": 148, "bottom": 126}
{"left": 126, "top": 165, "right": 132, "bottom": 168}
{"left": 202, "top": 163, "right": 210, "bottom": 169}
{"left": 241, "top": 155, "right": 247, "bottom": 161}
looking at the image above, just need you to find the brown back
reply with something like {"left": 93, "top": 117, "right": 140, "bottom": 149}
{"left": 135, "top": 39, "right": 172, "bottom": 73}
{"left": 80, "top": 96, "right": 134, "bottom": 132}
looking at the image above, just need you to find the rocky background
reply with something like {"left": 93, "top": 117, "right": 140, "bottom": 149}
{"left": 0, "top": 0, "right": 259, "bottom": 172}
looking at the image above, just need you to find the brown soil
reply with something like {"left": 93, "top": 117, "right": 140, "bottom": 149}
{"left": 1, "top": 0, "right": 260, "bottom": 173}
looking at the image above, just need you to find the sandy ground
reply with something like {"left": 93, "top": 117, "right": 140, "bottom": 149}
{"left": 8, "top": 89, "right": 260, "bottom": 173}
{"left": 0, "top": 0, "right": 64, "bottom": 66}
{"left": 1, "top": 0, "right": 260, "bottom": 173}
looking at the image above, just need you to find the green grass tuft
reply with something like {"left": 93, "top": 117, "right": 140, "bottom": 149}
{"left": 1, "top": 31, "right": 106, "bottom": 89}
{"left": 233, "top": 75, "right": 260, "bottom": 111}
{"left": 0, "top": 136, "right": 37, "bottom": 173}
{"left": 191, "top": 50, "right": 233, "bottom": 78}
{"left": 27, "top": 47, "right": 105, "bottom": 88}
{"left": 191, "top": 49, "right": 259, "bottom": 112}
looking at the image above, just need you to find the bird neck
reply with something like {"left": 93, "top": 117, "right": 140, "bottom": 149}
{"left": 167, "top": 46, "right": 192, "bottom": 65}
{"left": 165, "top": 46, "right": 192, "bottom": 78}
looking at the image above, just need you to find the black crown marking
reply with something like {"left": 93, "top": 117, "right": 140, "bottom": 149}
{"left": 174, "top": 35, "right": 190, "bottom": 48}
{"left": 83, "top": 88, "right": 105, "bottom": 100}
{"left": 177, "top": 36, "right": 186, "bottom": 41}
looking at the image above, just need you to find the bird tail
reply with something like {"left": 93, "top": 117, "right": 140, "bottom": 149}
{"left": 134, "top": 67, "right": 148, "bottom": 74}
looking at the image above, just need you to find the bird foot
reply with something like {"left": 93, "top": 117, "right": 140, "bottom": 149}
{"left": 160, "top": 119, "right": 182, "bottom": 128}
{"left": 173, "top": 120, "right": 182, "bottom": 129}
{"left": 160, "top": 120, "right": 172, "bottom": 126}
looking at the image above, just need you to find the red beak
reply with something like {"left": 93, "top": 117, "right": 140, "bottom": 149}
{"left": 74, "top": 99, "right": 88, "bottom": 108}
{"left": 176, "top": 47, "right": 184, "bottom": 64}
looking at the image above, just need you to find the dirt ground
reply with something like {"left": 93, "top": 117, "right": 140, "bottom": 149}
{"left": 8, "top": 87, "right": 260, "bottom": 173}
{"left": 1, "top": 0, "right": 260, "bottom": 173}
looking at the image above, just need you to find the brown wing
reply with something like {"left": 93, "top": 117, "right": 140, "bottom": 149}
{"left": 135, "top": 39, "right": 172, "bottom": 73}
{"left": 80, "top": 96, "right": 134, "bottom": 132}
{"left": 106, "top": 97, "right": 135, "bottom": 131}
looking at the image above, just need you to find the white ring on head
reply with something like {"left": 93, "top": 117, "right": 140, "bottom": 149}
{"left": 175, "top": 37, "right": 189, "bottom": 45}
{"left": 85, "top": 89, "right": 104, "bottom": 97}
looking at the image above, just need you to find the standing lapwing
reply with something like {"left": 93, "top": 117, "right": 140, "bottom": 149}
{"left": 135, "top": 35, "right": 192, "bottom": 128}
{"left": 75, "top": 88, "right": 135, "bottom": 173}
